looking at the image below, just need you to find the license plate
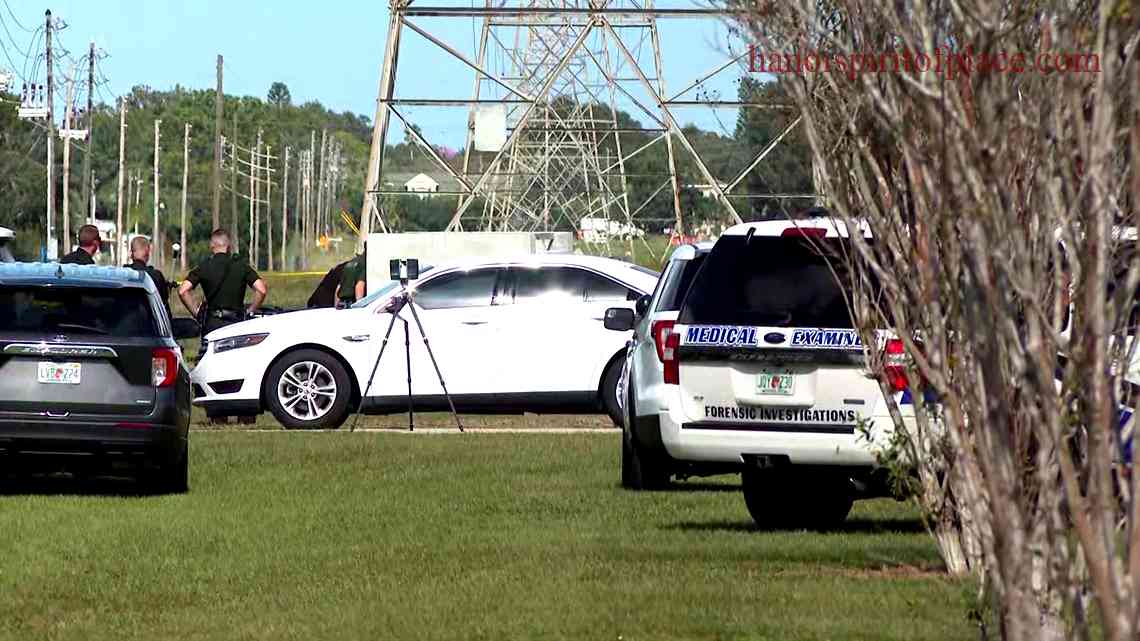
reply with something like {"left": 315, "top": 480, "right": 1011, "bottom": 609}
{"left": 37, "top": 362, "right": 82, "bottom": 385}
{"left": 756, "top": 371, "right": 794, "bottom": 395}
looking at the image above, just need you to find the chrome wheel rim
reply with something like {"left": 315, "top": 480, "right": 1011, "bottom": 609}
{"left": 277, "top": 361, "right": 337, "bottom": 422}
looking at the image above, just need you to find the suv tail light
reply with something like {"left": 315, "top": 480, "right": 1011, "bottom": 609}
{"left": 663, "top": 332, "right": 681, "bottom": 385}
{"left": 152, "top": 348, "right": 178, "bottom": 388}
{"left": 883, "top": 338, "right": 908, "bottom": 392}
{"left": 781, "top": 227, "right": 828, "bottom": 238}
{"left": 651, "top": 320, "right": 675, "bottom": 362}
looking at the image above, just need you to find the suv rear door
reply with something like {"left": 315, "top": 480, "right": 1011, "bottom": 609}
{"left": 0, "top": 285, "right": 163, "bottom": 417}
{"left": 672, "top": 234, "right": 882, "bottom": 433}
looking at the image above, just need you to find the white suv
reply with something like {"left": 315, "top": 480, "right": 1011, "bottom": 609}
{"left": 607, "top": 217, "right": 912, "bottom": 529}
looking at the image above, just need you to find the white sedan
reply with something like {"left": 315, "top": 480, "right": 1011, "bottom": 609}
{"left": 191, "top": 254, "right": 659, "bottom": 428}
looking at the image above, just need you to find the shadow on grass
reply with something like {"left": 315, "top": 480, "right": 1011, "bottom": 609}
{"left": 664, "top": 517, "right": 927, "bottom": 535}
{"left": 0, "top": 473, "right": 151, "bottom": 498}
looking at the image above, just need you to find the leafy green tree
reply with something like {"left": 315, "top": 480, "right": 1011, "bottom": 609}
{"left": 267, "top": 82, "right": 292, "bottom": 108}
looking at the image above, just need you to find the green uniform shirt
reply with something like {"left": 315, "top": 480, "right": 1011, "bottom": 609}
{"left": 185, "top": 252, "right": 260, "bottom": 312}
{"left": 338, "top": 254, "right": 365, "bottom": 302}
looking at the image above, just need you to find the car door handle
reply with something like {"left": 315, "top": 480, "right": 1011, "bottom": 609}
{"left": 461, "top": 321, "right": 488, "bottom": 326}
{"left": 342, "top": 334, "right": 370, "bottom": 342}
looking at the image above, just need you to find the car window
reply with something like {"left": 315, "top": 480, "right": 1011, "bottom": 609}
{"left": 679, "top": 236, "right": 875, "bottom": 327}
{"left": 413, "top": 269, "right": 499, "bottom": 310}
{"left": 656, "top": 254, "right": 706, "bottom": 312}
{"left": 583, "top": 271, "right": 635, "bottom": 302}
{"left": 512, "top": 267, "right": 585, "bottom": 304}
{"left": 0, "top": 286, "right": 158, "bottom": 337}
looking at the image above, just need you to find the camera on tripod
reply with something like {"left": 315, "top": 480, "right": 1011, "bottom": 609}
{"left": 351, "top": 256, "right": 463, "bottom": 433}
{"left": 389, "top": 258, "right": 420, "bottom": 284}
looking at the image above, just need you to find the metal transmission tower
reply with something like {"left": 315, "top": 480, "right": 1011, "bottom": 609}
{"left": 359, "top": 0, "right": 799, "bottom": 245}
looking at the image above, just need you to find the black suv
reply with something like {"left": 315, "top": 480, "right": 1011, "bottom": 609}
{"left": 0, "top": 263, "right": 196, "bottom": 492}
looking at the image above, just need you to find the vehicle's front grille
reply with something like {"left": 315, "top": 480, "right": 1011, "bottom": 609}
{"left": 208, "top": 379, "right": 244, "bottom": 395}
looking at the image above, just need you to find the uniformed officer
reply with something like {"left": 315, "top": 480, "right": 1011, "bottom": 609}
{"left": 334, "top": 250, "right": 367, "bottom": 307}
{"left": 177, "top": 228, "right": 268, "bottom": 347}
{"left": 60, "top": 224, "right": 101, "bottom": 265}
{"left": 124, "top": 236, "right": 172, "bottom": 319}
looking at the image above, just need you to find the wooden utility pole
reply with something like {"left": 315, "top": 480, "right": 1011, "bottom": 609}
{"left": 247, "top": 139, "right": 255, "bottom": 259}
{"left": 211, "top": 54, "right": 223, "bottom": 229}
{"left": 82, "top": 40, "right": 95, "bottom": 223}
{"left": 316, "top": 129, "right": 328, "bottom": 243}
{"left": 61, "top": 70, "right": 77, "bottom": 253}
{"left": 180, "top": 123, "right": 191, "bottom": 271}
{"left": 45, "top": 10, "right": 55, "bottom": 258}
{"left": 294, "top": 150, "right": 302, "bottom": 270}
{"left": 231, "top": 112, "right": 239, "bottom": 249}
{"left": 281, "top": 147, "right": 289, "bottom": 271}
{"left": 115, "top": 98, "right": 126, "bottom": 263}
{"left": 253, "top": 129, "right": 262, "bottom": 265}
{"left": 305, "top": 132, "right": 315, "bottom": 268}
{"left": 266, "top": 145, "right": 273, "bottom": 272}
{"left": 153, "top": 119, "right": 162, "bottom": 265}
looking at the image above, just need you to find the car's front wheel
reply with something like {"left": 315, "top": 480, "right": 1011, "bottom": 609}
{"left": 266, "top": 349, "right": 352, "bottom": 429}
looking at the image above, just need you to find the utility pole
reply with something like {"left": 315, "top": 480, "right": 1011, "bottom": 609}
{"left": 247, "top": 139, "right": 255, "bottom": 260}
{"left": 180, "top": 123, "right": 191, "bottom": 271}
{"left": 315, "top": 129, "right": 328, "bottom": 244}
{"left": 115, "top": 98, "right": 126, "bottom": 263}
{"left": 211, "top": 54, "right": 223, "bottom": 229}
{"left": 231, "top": 112, "right": 239, "bottom": 249}
{"left": 82, "top": 40, "right": 95, "bottom": 223}
{"left": 45, "top": 10, "right": 55, "bottom": 258}
{"left": 61, "top": 67, "right": 78, "bottom": 252}
{"left": 294, "top": 150, "right": 302, "bottom": 270}
{"left": 305, "top": 131, "right": 315, "bottom": 268}
{"left": 253, "top": 129, "right": 262, "bottom": 265}
{"left": 281, "top": 146, "right": 289, "bottom": 271}
{"left": 153, "top": 119, "right": 162, "bottom": 265}
{"left": 266, "top": 145, "right": 273, "bottom": 272}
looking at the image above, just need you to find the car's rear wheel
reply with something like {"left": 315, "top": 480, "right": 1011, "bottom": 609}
{"left": 741, "top": 468, "right": 853, "bottom": 530}
{"left": 143, "top": 442, "right": 188, "bottom": 494}
{"left": 621, "top": 379, "right": 670, "bottom": 490}
{"left": 601, "top": 358, "right": 624, "bottom": 427}
{"left": 266, "top": 349, "right": 352, "bottom": 429}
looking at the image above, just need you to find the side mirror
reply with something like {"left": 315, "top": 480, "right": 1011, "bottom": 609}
{"left": 635, "top": 294, "right": 652, "bottom": 317}
{"left": 171, "top": 317, "right": 201, "bottom": 340}
{"left": 603, "top": 307, "right": 635, "bottom": 332}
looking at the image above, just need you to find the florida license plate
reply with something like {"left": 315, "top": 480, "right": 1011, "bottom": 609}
{"left": 756, "top": 371, "right": 794, "bottom": 395}
{"left": 37, "top": 362, "right": 82, "bottom": 385}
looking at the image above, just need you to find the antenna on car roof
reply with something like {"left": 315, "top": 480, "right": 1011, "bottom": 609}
{"left": 55, "top": 264, "right": 64, "bottom": 279}
{"left": 744, "top": 226, "right": 756, "bottom": 245}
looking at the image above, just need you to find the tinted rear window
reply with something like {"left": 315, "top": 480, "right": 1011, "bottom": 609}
{"left": 679, "top": 237, "right": 865, "bottom": 327}
{"left": 0, "top": 286, "right": 158, "bottom": 337}
{"left": 657, "top": 255, "right": 706, "bottom": 312}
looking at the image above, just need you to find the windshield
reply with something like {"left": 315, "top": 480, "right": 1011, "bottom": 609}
{"left": 678, "top": 236, "right": 873, "bottom": 328}
{"left": 350, "top": 280, "right": 401, "bottom": 308}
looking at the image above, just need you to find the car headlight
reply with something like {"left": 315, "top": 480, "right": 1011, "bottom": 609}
{"left": 212, "top": 333, "right": 269, "bottom": 354}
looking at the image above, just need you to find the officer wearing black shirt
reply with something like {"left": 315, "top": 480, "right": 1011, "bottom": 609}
{"left": 60, "top": 224, "right": 101, "bottom": 265}
{"left": 177, "top": 228, "right": 268, "bottom": 341}
{"left": 124, "top": 235, "right": 172, "bottom": 319}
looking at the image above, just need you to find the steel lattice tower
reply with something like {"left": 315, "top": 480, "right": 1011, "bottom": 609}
{"left": 358, "top": 0, "right": 809, "bottom": 246}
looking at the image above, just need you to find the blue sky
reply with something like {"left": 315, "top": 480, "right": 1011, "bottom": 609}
{"left": 2, "top": 0, "right": 754, "bottom": 146}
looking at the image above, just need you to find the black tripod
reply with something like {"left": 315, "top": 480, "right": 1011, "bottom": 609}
{"left": 350, "top": 287, "right": 464, "bottom": 432}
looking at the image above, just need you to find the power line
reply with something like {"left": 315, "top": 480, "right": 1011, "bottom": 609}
{"left": 0, "top": 0, "right": 33, "bottom": 32}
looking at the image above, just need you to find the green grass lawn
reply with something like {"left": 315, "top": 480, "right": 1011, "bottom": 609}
{"left": 0, "top": 432, "right": 973, "bottom": 641}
